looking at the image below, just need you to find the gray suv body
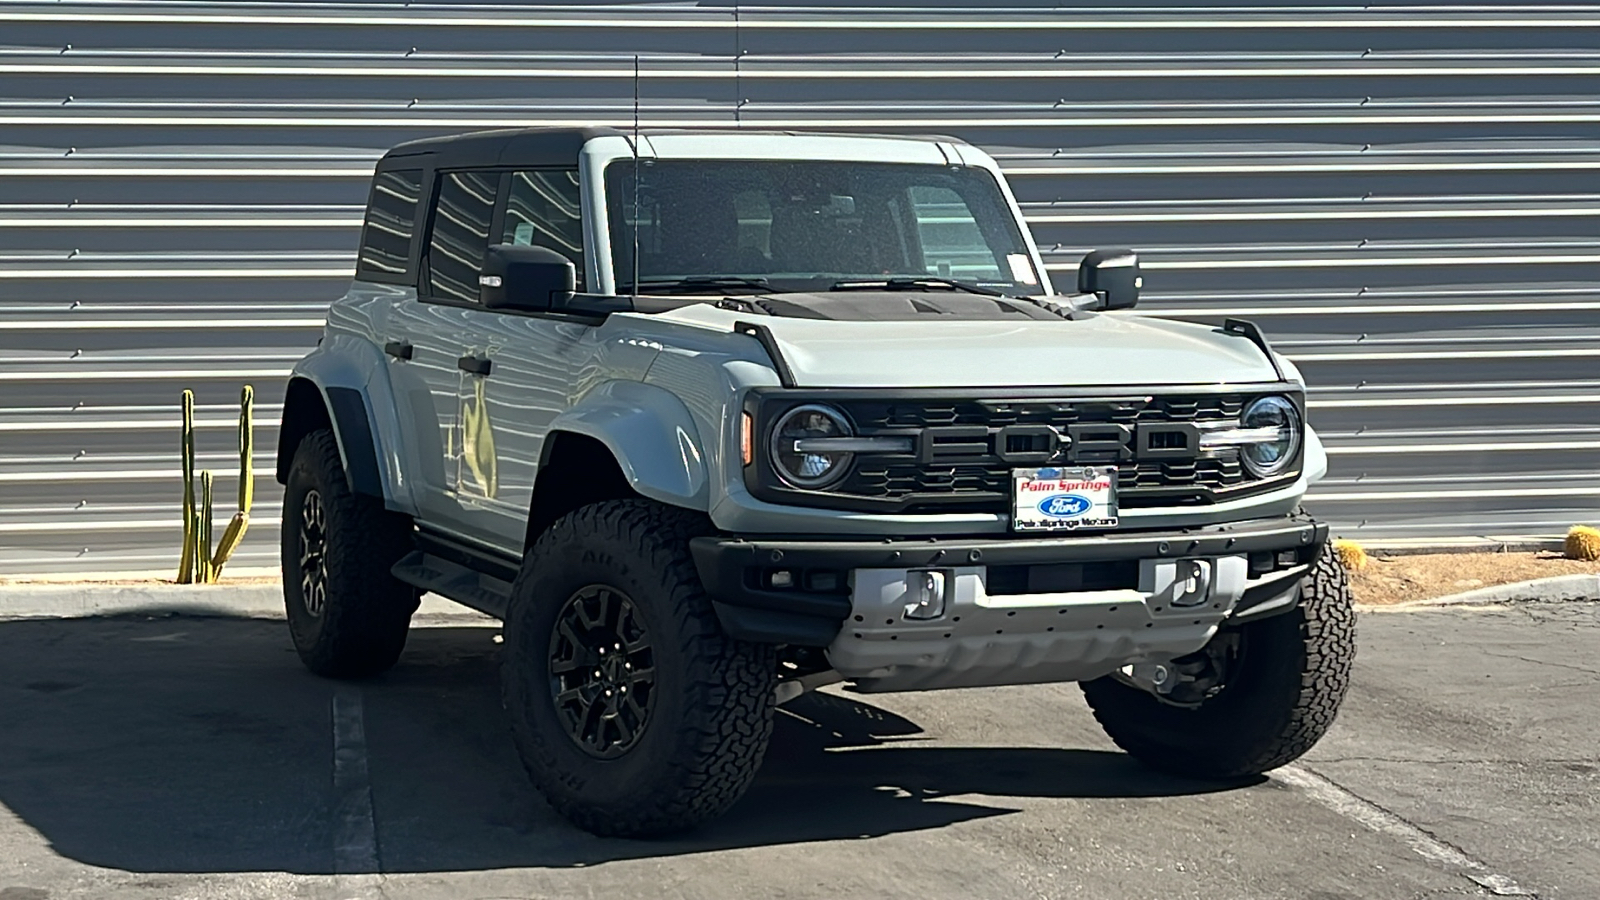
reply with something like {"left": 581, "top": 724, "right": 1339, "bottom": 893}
{"left": 276, "top": 127, "right": 1354, "bottom": 837}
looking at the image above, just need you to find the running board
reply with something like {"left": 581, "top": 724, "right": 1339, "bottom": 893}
{"left": 390, "top": 551, "right": 512, "bottom": 619}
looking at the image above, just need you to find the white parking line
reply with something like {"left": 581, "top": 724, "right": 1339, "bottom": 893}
{"left": 1276, "top": 764, "right": 1537, "bottom": 897}
{"left": 331, "top": 690, "right": 383, "bottom": 898}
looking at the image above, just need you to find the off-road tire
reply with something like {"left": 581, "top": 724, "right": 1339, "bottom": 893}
{"left": 502, "top": 499, "right": 778, "bottom": 837}
{"left": 1081, "top": 550, "right": 1355, "bottom": 778}
{"left": 281, "top": 428, "right": 419, "bottom": 678}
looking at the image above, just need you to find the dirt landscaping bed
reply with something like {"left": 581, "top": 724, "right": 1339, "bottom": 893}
{"left": 1348, "top": 550, "right": 1599, "bottom": 606}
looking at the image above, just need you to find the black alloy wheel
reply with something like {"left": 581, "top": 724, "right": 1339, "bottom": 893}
{"left": 298, "top": 489, "right": 329, "bottom": 618}
{"left": 549, "top": 585, "right": 657, "bottom": 759}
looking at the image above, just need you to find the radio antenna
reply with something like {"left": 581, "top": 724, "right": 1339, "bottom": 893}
{"left": 631, "top": 53, "right": 641, "bottom": 298}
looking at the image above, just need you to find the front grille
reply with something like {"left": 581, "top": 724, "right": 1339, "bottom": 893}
{"left": 833, "top": 394, "right": 1254, "bottom": 510}
{"left": 844, "top": 395, "right": 1245, "bottom": 430}
{"left": 846, "top": 457, "right": 1246, "bottom": 509}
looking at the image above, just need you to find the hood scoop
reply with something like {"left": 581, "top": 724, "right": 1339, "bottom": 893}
{"left": 716, "top": 290, "right": 1061, "bottom": 322}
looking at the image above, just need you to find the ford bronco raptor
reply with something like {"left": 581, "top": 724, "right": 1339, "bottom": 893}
{"left": 276, "top": 127, "right": 1354, "bottom": 837}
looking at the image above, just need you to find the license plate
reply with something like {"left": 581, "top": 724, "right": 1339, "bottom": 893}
{"left": 1011, "top": 466, "right": 1119, "bottom": 532}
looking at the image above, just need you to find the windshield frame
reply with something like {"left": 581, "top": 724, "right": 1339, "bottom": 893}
{"left": 585, "top": 146, "right": 1052, "bottom": 298}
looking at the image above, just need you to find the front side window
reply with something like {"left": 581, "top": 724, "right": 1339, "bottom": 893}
{"left": 502, "top": 169, "right": 586, "bottom": 292}
{"left": 425, "top": 170, "right": 497, "bottom": 303}
{"left": 605, "top": 160, "right": 1041, "bottom": 294}
{"left": 358, "top": 169, "right": 423, "bottom": 279}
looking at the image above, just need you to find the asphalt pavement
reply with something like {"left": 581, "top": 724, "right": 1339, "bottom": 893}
{"left": 0, "top": 599, "right": 1594, "bottom": 900}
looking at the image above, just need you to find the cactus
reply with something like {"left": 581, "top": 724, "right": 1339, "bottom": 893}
{"left": 1565, "top": 525, "right": 1600, "bottom": 562}
{"left": 210, "top": 385, "right": 254, "bottom": 570}
{"left": 1332, "top": 539, "right": 1370, "bottom": 573}
{"left": 177, "top": 390, "right": 197, "bottom": 582}
{"left": 177, "top": 385, "right": 255, "bottom": 584}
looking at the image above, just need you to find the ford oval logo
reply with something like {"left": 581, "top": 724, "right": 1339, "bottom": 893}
{"left": 1038, "top": 494, "right": 1092, "bottom": 518}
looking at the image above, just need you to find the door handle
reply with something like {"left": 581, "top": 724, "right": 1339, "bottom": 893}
{"left": 457, "top": 354, "right": 492, "bottom": 376}
{"left": 383, "top": 340, "right": 413, "bottom": 361}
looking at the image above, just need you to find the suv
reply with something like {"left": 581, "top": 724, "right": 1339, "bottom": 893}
{"left": 276, "top": 127, "right": 1354, "bottom": 837}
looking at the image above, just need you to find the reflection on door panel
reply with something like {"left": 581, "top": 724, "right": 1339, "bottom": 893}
{"left": 457, "top": 368, "right": 499, "bottom": 502}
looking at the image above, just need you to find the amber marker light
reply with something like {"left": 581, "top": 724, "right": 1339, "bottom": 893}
{"left": 741, "top": 412, "right": 754, "bottom": 466}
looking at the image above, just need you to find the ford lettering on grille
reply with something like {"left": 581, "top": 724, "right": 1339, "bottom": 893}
{"left": 1037, "top": 494, "right": 1092, "bottom": 518}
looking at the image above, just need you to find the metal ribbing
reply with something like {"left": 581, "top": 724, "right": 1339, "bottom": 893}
{"left": 1, "top": 1, "right": 1597, "bottom": 572}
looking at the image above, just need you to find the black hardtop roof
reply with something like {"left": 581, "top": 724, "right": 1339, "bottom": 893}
{"left": 379, "top": 127, "right": 625, "bottom": 170}
{"left": 377, "top": 127, "right": 963, "bottom": 170}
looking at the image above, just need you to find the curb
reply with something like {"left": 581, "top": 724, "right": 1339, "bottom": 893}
{"left": 0, "top": 583, "right": 488, "bottom": 622}
{"left": 1374, "top": 573, "right": 1600, "bottom": 610}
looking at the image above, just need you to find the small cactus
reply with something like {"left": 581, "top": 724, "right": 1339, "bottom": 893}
{"left": 1565, "top": 525, "right": 1600, "bottom": 562}
{"left": 1333, "top": 539, "right": 1370, "bottom": 573}
{"left": 177, "top": 385, "right": 254, "bottom": 584}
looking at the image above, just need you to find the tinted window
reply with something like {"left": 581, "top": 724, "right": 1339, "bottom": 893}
{"left": 909, "top": 185, "right": 1012, "bottom": 284}
{"left": 358, "top": 169, "right": 422, "bottom": 278}
{"left": 502, "top": 169, "right": 585, "bottom": 291}
{"left": 426, "top": 170, "right": 498, "bottom": 303}
{"left": 606, "top": 161, "right": 1041, "bottom": 294}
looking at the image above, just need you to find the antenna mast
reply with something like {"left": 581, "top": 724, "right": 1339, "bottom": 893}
{"left": 631, "top": 54, "right": 641, "bottom": 297}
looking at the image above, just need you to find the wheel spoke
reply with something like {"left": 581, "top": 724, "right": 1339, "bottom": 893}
{"left": 547, "top": 583, "right": 655, "bottom": 759}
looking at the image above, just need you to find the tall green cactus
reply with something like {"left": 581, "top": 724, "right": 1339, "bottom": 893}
{"left": 177, "top": 385, "right": 254, "bottom": 584}
{"left": 211, "top": 385, "right": 254, "bottom": 571}
{"left": 177, "top": 390, "right": 197, "bottom": 582}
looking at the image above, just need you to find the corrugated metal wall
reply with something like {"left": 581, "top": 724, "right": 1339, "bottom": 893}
{"left": 2, "top": 0, "right": 1597, "bottom": 575}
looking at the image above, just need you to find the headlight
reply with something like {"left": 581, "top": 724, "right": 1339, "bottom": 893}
{"left": 770, "top": 404, "right": 854, "bottom": 489}
{"left": 1197, "top": 395, "right": 1302, "bottom": 478}
{"left": 1238, "top": 395, "right": 1301, "bottom": 478}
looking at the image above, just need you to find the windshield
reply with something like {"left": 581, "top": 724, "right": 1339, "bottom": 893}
{"left": 606, "top": 160, "right": 1044, "bottom": 295}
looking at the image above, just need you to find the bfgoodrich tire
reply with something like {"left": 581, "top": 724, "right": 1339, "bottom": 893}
{"left": 281, "top": 428, "right": 419, "bottom": 678}
{"left": 502, "top": 499, "right": 778, "bottom": 837}
{"left": 1081, "top": 550, "right": 1355, "bottom": 778}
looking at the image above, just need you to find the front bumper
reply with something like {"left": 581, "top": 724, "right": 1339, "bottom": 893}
{"left": 690, "top": 514, "right": 1328, "bottom": 686}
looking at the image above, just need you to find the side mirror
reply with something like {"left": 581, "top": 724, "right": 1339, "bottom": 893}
{"left": 479, "top": 244, "right": 575, "bottom": 312}
{"left": 1077, "top": 248, "right": 1141, "bottom": 310}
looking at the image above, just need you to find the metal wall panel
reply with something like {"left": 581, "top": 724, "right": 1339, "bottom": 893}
{"left": 1, "top": 1, "right": 1597, "bottom": 574}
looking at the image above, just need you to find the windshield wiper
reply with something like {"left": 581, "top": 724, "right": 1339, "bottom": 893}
{"left": 828, "top": 276, "right": 1006, "bottom": 297}
{"left": 624, "top": 276, "right": 777, "bottom": 295}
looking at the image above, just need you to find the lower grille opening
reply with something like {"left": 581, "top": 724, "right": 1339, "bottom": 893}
{"left": 985, "top": 560, "right": 1140, "bottom": 596}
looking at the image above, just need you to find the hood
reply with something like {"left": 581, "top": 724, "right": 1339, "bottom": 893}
{"left": 657, "top": 295, "right": 1283, "bottom": 388}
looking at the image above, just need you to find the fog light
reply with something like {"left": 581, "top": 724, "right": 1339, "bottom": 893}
{"left": 1277, "top": 549, "right": 1298, "bottom": 567}
{"left": 903, "top": 570, "right": 947, "bottom": 620}
{"left": 805, "top": 569, "right": 841, "bottom": 592}
{"left": 769, "top": 569, "right": 795, "bottom": 589}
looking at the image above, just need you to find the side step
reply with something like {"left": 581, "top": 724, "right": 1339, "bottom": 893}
{"left": 390, "top": 550, "right": 512, "bottom": 620}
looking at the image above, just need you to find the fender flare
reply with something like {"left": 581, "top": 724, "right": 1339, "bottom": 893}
{"left": 275, "top": 334, "right": 415, "bottom": 514}
{"left": 541, "top": 381, "right": 710, "bottom": 510}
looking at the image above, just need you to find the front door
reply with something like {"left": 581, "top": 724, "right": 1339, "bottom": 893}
{"left": 396, "top": 166, "right": 591, "bottom": 554}
{"left": 448, "top": 168, "right": 592, "bottom": 552}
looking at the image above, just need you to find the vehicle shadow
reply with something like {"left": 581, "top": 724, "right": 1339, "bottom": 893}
{"left": 0, "top": 613, "right": 1254, "bottom": 875}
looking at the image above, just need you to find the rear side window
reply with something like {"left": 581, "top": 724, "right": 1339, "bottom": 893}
{"left": 357, "top": 168, "right": 423, "bottom": 281}
{"left": 502, "top": 169, "right": 585, "bottom": 291}
{"left": 425, "top": 170, "right": 498, "bottom": 303}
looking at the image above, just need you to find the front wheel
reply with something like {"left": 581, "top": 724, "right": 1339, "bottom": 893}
{"left": 501, "top": 500, "right": 778, "bottom": 837}
{"left": 1081, "top": 550, "right": 1355, "bottom": 778}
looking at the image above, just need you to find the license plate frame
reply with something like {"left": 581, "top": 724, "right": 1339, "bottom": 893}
{"left": 1011, "top": 466, "right": 1119, "bottom": 532}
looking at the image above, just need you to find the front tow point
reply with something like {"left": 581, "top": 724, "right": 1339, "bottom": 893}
{"left": 903, "top": 569, "right": 948, "bottom": 620}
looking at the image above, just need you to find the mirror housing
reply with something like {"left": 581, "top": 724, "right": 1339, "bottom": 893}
{"left": 479, "top": 244, "right": 576, "bottom": 312}
{"left": 1077, "top": 248, "right": 1141, "bottom": 310}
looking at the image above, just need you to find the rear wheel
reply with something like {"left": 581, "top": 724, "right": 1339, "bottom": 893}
{"left": 502, "top": 499, "right": 777, "bottom": 837}
{"left": 281, "top": 428, "right": 419, "bottom": 678}
{"left": 1082, "top": 550, "right": 1355, "bottom": 778}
